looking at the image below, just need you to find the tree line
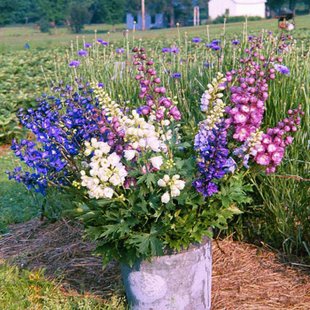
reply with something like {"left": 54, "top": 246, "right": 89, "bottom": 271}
{"left": 0, "top": 0, "right": 309, "bottom": 32}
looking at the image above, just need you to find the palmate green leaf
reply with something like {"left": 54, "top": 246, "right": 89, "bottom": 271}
{"left": 128, "top": 232, "right": 163, "bottom": 257}
{"left": 86, "top": 226, "right": 104, "bottom": 240}
{"left": 138, "top": 185, "right": 149, "bottom": 198}
{"left": 136, "top": 174, "right": 147, "bottom": 185}
{"left": 146, "top": 173, "right": 156, "bottom": 189}
{"left": 128, "top": 233, "right": 150, "bottom": 254}
{"left": 135, "top": 200, "right": 148, "bottom": 214}
{"left": 137, "top": 173, "right": 157, "bottom": 190}
{"left": 218, "top": 173, "right": 253, "bottom": 208}
{"left": 100, "top": 224, "right": 124, "bottom": 238}
{"left": 150, "top": 235, "right": 164, "bottom": 256}
{"left": 174, "top": 157, "right": 196, "bottom": 176}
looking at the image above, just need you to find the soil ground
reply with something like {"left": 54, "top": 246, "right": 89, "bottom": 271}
{"left": 0, "top": 219, "right": 309, "bottom": 309}
{"left": 0, "top": 144, "right": 10, "bottom": 156}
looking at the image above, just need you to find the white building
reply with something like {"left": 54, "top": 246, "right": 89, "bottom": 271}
{"left": 208, "top": 0, "right": 266, "bottom": 19}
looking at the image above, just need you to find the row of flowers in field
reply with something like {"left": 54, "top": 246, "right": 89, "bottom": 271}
{"left": 8, "top": 32, "right": 303, "bottom": 264}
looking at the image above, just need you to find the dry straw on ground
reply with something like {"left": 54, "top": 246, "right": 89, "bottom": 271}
{"left": 0, "top": 219, "right": 309, "bottom": 309}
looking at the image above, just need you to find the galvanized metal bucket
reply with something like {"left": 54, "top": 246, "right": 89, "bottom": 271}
{"left": 121, "top": 238, "right": 212, "bottom": 310}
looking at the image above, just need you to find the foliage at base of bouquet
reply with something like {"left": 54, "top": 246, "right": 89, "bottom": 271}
{"left": 76, "top": 171, "right": 251, "bottom": 266}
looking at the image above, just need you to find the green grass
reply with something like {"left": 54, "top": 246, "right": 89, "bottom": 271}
{"left": 0, "top": 153, "right": 41, "bottom": 232}
{"left": 0, "top": 16, "right": 309, "bottom": 52}
{"left": 0, "top": 264, "right": 126, "bottom": 309}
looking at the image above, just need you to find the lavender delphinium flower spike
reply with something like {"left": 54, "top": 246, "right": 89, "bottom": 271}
{"left": 193, "top": 121, "right": 229, "bottom": 197}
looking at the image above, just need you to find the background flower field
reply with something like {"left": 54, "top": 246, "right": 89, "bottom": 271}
{"left": 0, "top": 15, "right": 309, "bottom": 308}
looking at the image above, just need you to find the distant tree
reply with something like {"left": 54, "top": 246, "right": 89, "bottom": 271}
{"left": 305, "top": 0, "right": 310, "bottom": 13}
{"left": 36, "top": 0, "right": 68, "bottom": 25}
{"left": 39, "top": 17, "right": 51, "bottom": 33}
{"left": 91, "top": 0, "right": 126, "bottom": 24}
{"left": 9, "top": 0, "right": 40, "bottom": 24}
{"left": 0, "top": 0, "right": 18, "bottom": 25}
{"left": 68, "top": 2, "right": 92, "bottom": 33}
{"left": 267, "top": 0, "right": 286, "bottom": 11}
{"left": 288, "top": 0, "right": 297, "bottom": 10}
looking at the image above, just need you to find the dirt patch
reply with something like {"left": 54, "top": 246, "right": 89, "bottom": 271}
{"left": 0, "top": 219, "right": 310, "bottom": 309}
{"left": 0, "top": 144, "right": 10, "bottom": 156}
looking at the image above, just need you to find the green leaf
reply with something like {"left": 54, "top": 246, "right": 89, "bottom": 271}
{"left": 146, "top": 173, "right": 156, "bottom": 189}
{"left": 128, "top": 232, "right": 163, "bottom": 257}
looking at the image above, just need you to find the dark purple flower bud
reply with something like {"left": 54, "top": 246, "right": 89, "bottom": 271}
{"left": 211, "top": 45, "right": 221, "bottom": 51}
{"left": 156, "top": 109, "right": 164, "bottom": 120}
{"left": 97, "top": 39, "right": 108, "bottom": 46}
{"left": 232, "top": 39, "right": 240, "bottom": 45}
{"left": 141, "top": 106, "right": 150, "bottom": 115}
{"left": 107, "top": 132, "right": 115, "bottom": 140}
{"left": 162, "top": 47, "right": 171, "bottom": 53}
{"left": 274, "top": 64, "right": 290, "bottom": 75}
{"left": 212, "top": 39, "right": 221, "bottom": 44}
{"left": 204, "top": 62, "right": 213, "bottom": 68}
{"left": 171, "top": 46, "right": 180, "bottom": 53}
{"left": 69, "top": 60, "right": 80, "bottom": 68}
{"left": 172, "top": 72, "right": 181, "bottom": 79}
{"left": 78, "top": 49, "right": 88, "bottom": 57}
{"left": 192, "top": 37, "right": 202, "bottom": 43}
{"left": 116, "top": 47, "right": 125, "bottom": 54}
{"left": 169, "top": 106, "right": 181, "bottom": 121}
{"left": 144, "top": 100, "right": 152, "bottom": 108}
{"left": 160, "top": 87, "right": 166, "bottom": 94}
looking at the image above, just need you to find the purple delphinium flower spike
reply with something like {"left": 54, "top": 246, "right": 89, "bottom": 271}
{"left": 193, "top": 121, "right": 229, "bottom": 197}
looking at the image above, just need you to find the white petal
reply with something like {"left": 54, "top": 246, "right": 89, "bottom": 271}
{"left": 124, "top": 150, "right": 136, "bottom": 161}
{"left": 161, "top": 192, "right": 170, "bottom": 204}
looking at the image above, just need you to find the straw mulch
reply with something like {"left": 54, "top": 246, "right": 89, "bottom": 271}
{"left": 0, "top": 219, "right": 309, "bottom": 309}
{"left": 0, "top": 219, "right": 122, "bottom": 298}
{"left": 212, "top": 239, "right": 310, "bottom": 310}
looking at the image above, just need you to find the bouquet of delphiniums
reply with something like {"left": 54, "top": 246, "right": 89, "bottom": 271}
{"left": 8, "top": 39, "right": 303, "bottom": 266}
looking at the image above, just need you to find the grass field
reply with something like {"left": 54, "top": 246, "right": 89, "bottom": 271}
{"left": 0, "top": 15, "right": 309, "bottom": 51}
